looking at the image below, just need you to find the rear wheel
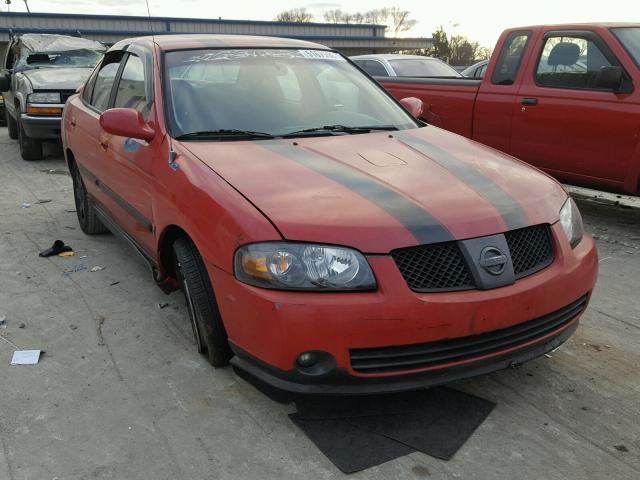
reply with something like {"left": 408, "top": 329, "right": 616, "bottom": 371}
{"left": 18, "top": 120, "right": 43, "bottom": 161}
{"left": 70, "top": 161, "right": 108, "bottom": 235}
{"left": 6, "top": 109, "right": 18, "bottom": 139}
{"left": 173, "top": 237, "right": 232, "bottom": 367}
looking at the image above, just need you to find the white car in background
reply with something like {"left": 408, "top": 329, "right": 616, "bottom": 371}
{"left": 350, "top": 54, "right": 461, "bottom": 77}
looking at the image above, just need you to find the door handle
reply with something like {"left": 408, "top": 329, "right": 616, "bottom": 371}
{"left": 521, "top": 98, "right": 538, "bottom": 106}
{"left": 99, "top": 141, "right": 108, "bottom": 151}
{"left": 70, "top": 119, "right": 77, "bottom": 128}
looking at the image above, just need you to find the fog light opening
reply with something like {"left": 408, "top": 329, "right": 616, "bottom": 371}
{"left": 296, "top": 352, "right": 318, "bottom": 368}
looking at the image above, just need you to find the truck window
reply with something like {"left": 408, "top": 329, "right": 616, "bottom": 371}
{"left": 612, "top": 27, "right": 640, "bottom": 69}
{"left": 491, "top": 31, "right": 531, "bottom": 85}
{"left": 536, "top": 36, "right": 612, "bottom": 90}
{"left": 114, "top": 54, "right": 149, "bottom": 118}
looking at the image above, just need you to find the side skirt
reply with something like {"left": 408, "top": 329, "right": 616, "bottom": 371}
{"left": 94, "top": 204, "right": 178, "bottom": 294}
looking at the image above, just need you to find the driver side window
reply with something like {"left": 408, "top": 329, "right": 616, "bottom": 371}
{"left": 89, "top": 51, "right": 125, "bottom": 112}
{"left": 113, "top": 54, "right": 149, "bottom": 118}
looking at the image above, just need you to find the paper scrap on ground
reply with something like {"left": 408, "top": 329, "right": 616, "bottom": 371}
{"left": 90, "top": 266, "right": 105, "bottom": 272}
{"left": 11, "top": 350, "right": 41, "bottom": 365}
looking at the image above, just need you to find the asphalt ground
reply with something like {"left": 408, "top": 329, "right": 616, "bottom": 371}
{"left": 0, "top": 131, "right": 638, "bottom": 479}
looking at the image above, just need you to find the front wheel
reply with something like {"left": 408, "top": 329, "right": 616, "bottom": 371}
{"left": 173, "top": 237, "right": 232, "bottom": 367}
{"left": 18, "top": 120, "right": 43, "bottom": 161}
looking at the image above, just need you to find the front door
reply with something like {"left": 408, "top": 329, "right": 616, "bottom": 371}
{"left": 98, "top": 51, "right": 157, "bottom": 254}
{"left": 510, "top": 29, "right": 638, "bottom": 190}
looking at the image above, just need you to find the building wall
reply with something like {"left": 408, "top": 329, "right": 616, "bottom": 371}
{"left": 0, "top": 12, "right": 431, "bottom": 57}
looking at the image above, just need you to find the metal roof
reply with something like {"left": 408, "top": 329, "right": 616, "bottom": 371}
{"left": 0, "top": 12, "right": 432, "bottom": 54}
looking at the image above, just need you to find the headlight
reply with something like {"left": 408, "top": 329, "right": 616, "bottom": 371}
{"left": 234, "top": 242, "right": 377, "bottom": 291}
{"left": 28, "top": 92, "right": 61, "bottom": 103}
{"left": 559, "top": 197, "right": 584, "bottom": 248}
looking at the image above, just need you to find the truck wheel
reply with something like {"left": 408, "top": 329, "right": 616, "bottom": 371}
{"left": 18, "top": 121, "right": 43, "bottom": 161}
{"left": 71, "top": 162, "right": 108, "bottom": 235}
{"left": 6, "top": 110, "right": 18, "bottom": 139}
{"left": 173, "top": 237, "right": 232, "bottom": 367}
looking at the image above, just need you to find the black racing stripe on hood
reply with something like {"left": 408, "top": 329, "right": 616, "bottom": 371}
{"left": 263, "top": 142, "right": 453, "bottom": 245}
{"left": 396, "top": 131, "right": 530, "bottom": 231}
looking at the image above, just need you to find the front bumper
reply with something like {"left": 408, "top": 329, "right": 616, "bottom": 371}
{"left": 20, "top": 113, "right": 62, "bottom": 139}
{"left": 213, "top": 224, "right": 598, "bottom": 395}
{"left": 231, "top": 319, "right": 578, "bottom": 395}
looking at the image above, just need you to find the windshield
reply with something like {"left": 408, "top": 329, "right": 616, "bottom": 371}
{"left": 15, "top": 48, "right": 104, "bottom": 71}
{"left": 164, "top": 48, "right": 417, "bottom": 138}
{"left": 388, "top": 58, "right": 461, "bottom": 77}
{"left": 612, "top": 27, "right": 640, "bottom": 68}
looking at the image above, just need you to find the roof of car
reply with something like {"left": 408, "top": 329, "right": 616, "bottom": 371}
{"left": 506, "top": 22, "right": 640, "bottom": 32}
{"left": 350, "top": 54, "right": 439, "bottom": 61}
{"left": 114, "top": 34, "right": 330, "bottom": 52}
{"left": 15, "top": 33, "right": 105, "bottom": 52}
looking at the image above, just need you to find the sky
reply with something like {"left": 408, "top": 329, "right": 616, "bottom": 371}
{"left": 3, "top": 0, "right": 640, "bottom": 48}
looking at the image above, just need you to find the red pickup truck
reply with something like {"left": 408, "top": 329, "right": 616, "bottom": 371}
{"left": 380, "top": 24, "right": 640, "bottom": 195}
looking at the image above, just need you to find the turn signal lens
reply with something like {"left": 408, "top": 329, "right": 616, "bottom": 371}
{"left": 26, "top": 105, "right": 63, "bottom": 116}
{"left": 235, "top": 242, "right": 376, "bottom": 291}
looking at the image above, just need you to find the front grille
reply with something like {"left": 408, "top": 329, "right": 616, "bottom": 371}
{"left": 350, "top": 295, "right": 587, "bottom": 374}
{"left": 60, "top": 90, "right": 76, "bottom": 104}
{"left": 391, "top": 241, "right": 474, "bottom": 292}
{"left": 392, "top": 224, "right": 554, "bottom": 292}
{"left": 505, "top": 224, "right": 554, "bottom": 278}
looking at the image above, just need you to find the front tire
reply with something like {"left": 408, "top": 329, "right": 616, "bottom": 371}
{"left": 70, "top": 161, "right": 108, "bottom": 235}
{"left": 18, "top": 120, "right": 43, "bottom": 161}
{"left": 6, "top": 109, "right": 18, "bottom": 139}
{"left": 173, "top": 237, "right": 232, "bottom": 367}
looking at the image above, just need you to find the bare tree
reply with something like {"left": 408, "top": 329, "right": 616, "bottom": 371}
{"left": 323, "top": 9, "right": 346, "bottom": 23}
{"left": 275, "top": 8, "right": 313, "bottom": 23}
{"left": 387, "top": 7, "right": 417, "bottom": 35}
{"left": 323, "top": 6, "right": 417, "bottom": 35}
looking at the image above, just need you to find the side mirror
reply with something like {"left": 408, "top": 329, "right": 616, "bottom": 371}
{"left": 399, "top": 97, "right": 424, "bottom": 119}
{"left": 99, "top": 108, "right": 155, "bottom": 142}
{"left": 0, "top": 72, "right": 11, "bottom": 92}
{"left": 594, "top": 66, "right": 623, "bottom": 92}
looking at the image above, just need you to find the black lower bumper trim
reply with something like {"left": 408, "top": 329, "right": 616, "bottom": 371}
{"left": 230, "top": 320, "right": 578, "bottom": 396}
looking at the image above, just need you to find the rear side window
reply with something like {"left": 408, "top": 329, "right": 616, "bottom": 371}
{"left": 491, "top": 31, "right": 531, "bottom": 85}
{"left": 388, "top": 59, "right": 459, "bottom": 77}
{"left": 114, "top": 54, "right": 149, "bottom": 117}
{"left": 357, "top": 60, "right": 388, "bottom": 77}
{"left": 90, "top": 52, "right": 124, "bottom": 111}
{"left": 536, "top": 35, "right": 612, "bottom": 89}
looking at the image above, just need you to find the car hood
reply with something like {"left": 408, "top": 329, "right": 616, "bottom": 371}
{"left": 183, "top": 127, "right": 567, "bottom": 253}
{"left": 21, "top": 67, "right": 93, "bottom": 91}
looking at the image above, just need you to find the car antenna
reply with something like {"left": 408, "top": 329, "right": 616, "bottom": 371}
{"left": 144, "top": 0, "right": 178, "bottom": 170}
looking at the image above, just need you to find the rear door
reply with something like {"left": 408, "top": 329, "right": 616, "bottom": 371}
{"left": 70, "top": 50, "right": 126, "bottom": 215}
{"left": 473, "top": 30, "right": 534, "bottom": 153}
{"left": 509, "top": 29, "right": 638, "bottom": 189}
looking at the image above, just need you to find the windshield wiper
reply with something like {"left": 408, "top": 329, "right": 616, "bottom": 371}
{"left": 175, "top": 129, "right": 275, "bottom": 140}
{"left": 282, "top": 124, "right": 399, "bottom": 137}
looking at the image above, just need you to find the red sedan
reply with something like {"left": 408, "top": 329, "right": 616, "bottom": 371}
{"left": 62, "top": 35, "right": 598, "bottom": 395}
